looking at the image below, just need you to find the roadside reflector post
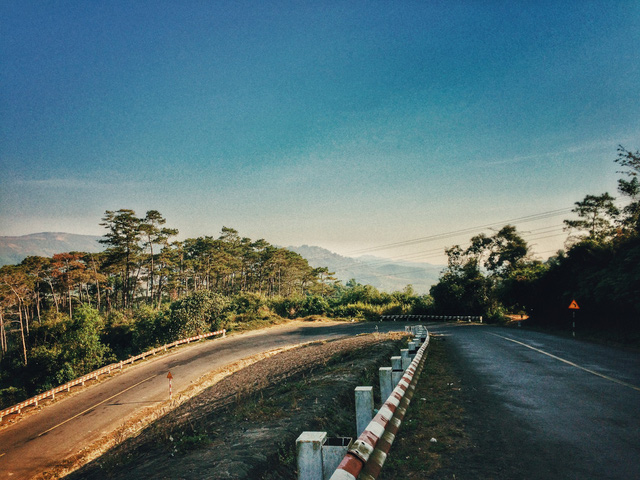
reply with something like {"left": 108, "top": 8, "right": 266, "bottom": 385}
{"left": 167, "top": 371, "right": 173, "bottom": 400}
{"left": 296, "top": 431, "right": 326, "bottom": 480}
{"left": 355, "top": 386, "right": 374, "bottom": 437}
{"left": 379, "top": 367, "right": 393, "bottom": 404}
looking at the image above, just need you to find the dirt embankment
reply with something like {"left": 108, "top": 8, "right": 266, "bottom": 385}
{"left": 66, "top": 333, "right": 409, "bottom": 480}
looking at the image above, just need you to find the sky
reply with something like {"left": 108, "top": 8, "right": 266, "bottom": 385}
{"left": 1, "top": 1, "right": 639, "bottom": 265}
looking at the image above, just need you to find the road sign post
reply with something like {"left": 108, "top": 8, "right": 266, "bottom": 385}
{"left": 568, "top": 300, "right": 580, "bottom": 337}
{"left": 167, "top": 371, "right": 173, "bottom": 400}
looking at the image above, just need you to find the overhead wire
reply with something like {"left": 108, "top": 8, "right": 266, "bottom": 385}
{"left": 346, "top": 207, "right": 573, "bottom": 255}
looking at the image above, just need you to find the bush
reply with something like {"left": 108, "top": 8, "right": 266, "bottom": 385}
{"left": 167, "top": 290, "right": 231, "bottom": 337}
{"left": 0, "top": 386, "right": 27, "bottom": 410}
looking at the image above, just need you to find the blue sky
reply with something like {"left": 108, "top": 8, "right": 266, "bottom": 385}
{"left": 1, "top": 1, "right": 639, "bottom": 264}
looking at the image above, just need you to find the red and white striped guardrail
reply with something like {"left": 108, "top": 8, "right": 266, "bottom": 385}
{"left": 329, "top": 331, "right": 430, "bottom": 480}
{"left": 383, "top": 314, "right": 481, "bottom": 322}
{"left": 0, "top": 329, "right": 226, "bottom": 422}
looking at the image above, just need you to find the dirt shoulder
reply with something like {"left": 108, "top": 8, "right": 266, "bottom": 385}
{"left": 65, "top": 332, "right": 409, "bottom": 480}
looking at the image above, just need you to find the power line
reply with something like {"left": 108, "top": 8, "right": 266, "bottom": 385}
{"left": 347, "top": 207, "right": 573, "bottom": 255}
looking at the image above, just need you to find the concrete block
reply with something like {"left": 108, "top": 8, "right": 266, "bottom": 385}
{"left": 297, "top": 431, "right": 327, "bottom": 480}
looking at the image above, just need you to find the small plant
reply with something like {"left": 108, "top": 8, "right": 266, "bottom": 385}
{"left": 175, "top": 432, "right": 211, "bottom": 453}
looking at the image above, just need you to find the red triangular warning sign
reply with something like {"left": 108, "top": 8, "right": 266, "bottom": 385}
{"left": 167, "top": 371, "right": 173, "bottom": 379}
{"left": 568, "top": 300, "right": 580, "bottom": 310}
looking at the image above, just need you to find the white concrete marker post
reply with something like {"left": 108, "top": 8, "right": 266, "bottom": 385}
{"left": 400, "top": 349, "right": 410, "bottom": 370}
{"left": 297, "top": 431, "right": 327, "bottom": 480}
{"left": 379, "top": 367, "right": 393, "bottom": 405}
{"left": 391, "top": 356, "right": 403, "bottom": 386}
{"left": 355, "top": 386, "right": 374, "bottom": 437}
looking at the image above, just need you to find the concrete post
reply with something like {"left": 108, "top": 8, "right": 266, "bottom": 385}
{"left": 400, "top": 349, "right": 410, "bottom": 370}
{"left": 391, "top": 356, "right": 402, "bottom": 371}
{"left": 355, "top": 386, "right": 374, "bottom": 436}
{"left": 391, "top": 356, "right": 403, "bottom": 386}
{"left": 379, "top": 367, "right": 393, "bottom": 404}
{"left": 297, "top": 431, "right": 327, "bottom": 480}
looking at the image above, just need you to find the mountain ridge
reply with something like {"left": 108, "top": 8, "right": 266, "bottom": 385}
{"left": 0, "top": 232, "right": 104, "bottom": 266}
{"left": 288, "top": 245, "right": 442, "bottom": 294}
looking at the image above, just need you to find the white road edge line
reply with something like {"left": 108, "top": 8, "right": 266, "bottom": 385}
{"left": 490, "top": 333, "right": 640, "bottom": 392}
{"left": 38, "top": 375, "right": 157, "bottom": 437}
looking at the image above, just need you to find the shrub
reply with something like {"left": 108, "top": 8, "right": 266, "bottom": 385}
{"left": 167, "top": 290, "right": 231, "bottom": 337}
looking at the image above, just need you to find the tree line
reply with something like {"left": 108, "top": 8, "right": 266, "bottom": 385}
{"left": 428, "top": 145, "right": 640, "bottom": 335}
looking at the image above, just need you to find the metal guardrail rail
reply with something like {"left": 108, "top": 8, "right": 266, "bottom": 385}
{"left": 0, "top": 328, "right": 226, "bottom": 422}
{"left": 382, "top": 314, "right": 482, "bottom": 322}
{"left": 329, "top": 329, "right": 430, "bottom": 480}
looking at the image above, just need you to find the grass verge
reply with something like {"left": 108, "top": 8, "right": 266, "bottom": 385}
{"left": 380, "top": 335, "right": 468, "bottom": 479}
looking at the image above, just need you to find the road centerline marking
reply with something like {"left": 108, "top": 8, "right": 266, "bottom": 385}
{"left": 38, "top": 375, "right": 156, "bottom": 437}
{"left": 490, "top": 333, "right": 640, "bottom": 392}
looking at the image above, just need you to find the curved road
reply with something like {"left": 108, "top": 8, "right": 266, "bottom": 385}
{"left": 0, "top": 320, "right": 395, "bottom": 479}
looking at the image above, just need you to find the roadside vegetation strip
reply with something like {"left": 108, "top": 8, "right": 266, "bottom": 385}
{"left": 330, "top": 332, "right": 430, "bottom": 480}
{"left": 0, "top": 329, "right": 226, "bottom": 422}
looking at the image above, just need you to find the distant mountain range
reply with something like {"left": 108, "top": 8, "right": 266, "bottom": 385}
{"left": 288, "top": 245, "right": 443, "bottom": 294}
{"left": 0, "top": 233, "right": 443, "bottom": 294}
{"left": 0, "top": 232, "right": 103, "bottom": 266}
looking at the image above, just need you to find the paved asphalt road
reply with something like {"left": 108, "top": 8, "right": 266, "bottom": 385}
{"left": 2, "top": 321, "right": 639, "bottom": 479}
{"left": 429, "top": 323, "right": 640, "bottom": 480}
{"left": 0, "top": 320, "right": 396, "bottom": 479}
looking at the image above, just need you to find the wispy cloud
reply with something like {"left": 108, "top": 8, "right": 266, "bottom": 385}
{"left": 479, "top": 138, "right": 624, "bottom": 167}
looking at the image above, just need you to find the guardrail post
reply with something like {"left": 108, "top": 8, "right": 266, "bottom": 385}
{"left": 355, "top": 386, "right": 374, "bottom": 437}
{"left": 297, "top": 431, "right": 327, "bottom": 480}
{"left": 391, "top": 356, "right": 403, "bottom": 386}
{"left": 400, "top": 349, "right": 410, "bottom": 370}
{"left": 379, "top": 367, "right": 393, "bottom": 405}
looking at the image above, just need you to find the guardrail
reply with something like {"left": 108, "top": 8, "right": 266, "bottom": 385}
{"left": 329, "top": 330, "right": 430, "bottom": 480}
{"left": 0, "top": 328, "right": 226, "bottom": 422}
{"left": 382, "top": 314, "right": 482, "bottom": 322}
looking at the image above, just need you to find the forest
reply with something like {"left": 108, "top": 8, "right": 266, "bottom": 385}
{"left": 1, "top": 146, "right": 638, "bottom": 408}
